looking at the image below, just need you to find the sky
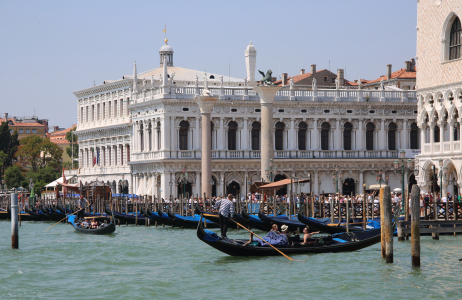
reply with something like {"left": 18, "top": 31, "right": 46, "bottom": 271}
{"left": 0, "top": 0, "right": 417, "bottom": 129}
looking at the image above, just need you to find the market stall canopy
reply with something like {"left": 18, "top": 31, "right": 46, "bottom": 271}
{"left": 45, "top": 176, "right": 76, "bottom": 188}
{"left": 249, "top": 182, "right": 266, "bottom": 193}
{"left": 259, "top": 179, "right": 310, "bottom": 192}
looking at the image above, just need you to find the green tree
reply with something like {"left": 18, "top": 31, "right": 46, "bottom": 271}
{"left": 17, "top": 136, "right": 63, "bottom": 172}
{"left": 4, "top": 165, "right": 25, "bottom": 189}
{"left": 0, "top": 121, "right": 20, "bottom": 174}
{"left": 65, "top": 128, "right": 79, "bottom": 168}
{"left": 0, "top": 150, "right": 7, "bottom": 179}
{"left": 25, "top": 165, "right": 60, "bottom": 195}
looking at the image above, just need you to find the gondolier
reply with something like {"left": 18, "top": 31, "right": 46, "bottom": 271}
{"left": 77, "top": 195, "right": 88, "bottom": 221}
{"left": 213, "top": 194, "right": 234, "bottom": 238}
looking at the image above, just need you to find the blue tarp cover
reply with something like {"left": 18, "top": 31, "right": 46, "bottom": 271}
{"left": 254, "top": 231, "right": 289, "bottom": 247}
{"left": 332, "top": 238, "right": 347, "bottom": 243}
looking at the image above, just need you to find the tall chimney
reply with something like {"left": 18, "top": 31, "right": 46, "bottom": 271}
{"left": 4, "top": 113, "right": 8, "bottom": 120}
{"left": 311, "top": 64, "right": 316, "bottom": 75}
{"left": 405, "top": 61, "right": 411, "bottom": 71}
{"left": 300, "top": 69, "right": 305, "bottom": 75}
{"left": 410, "top": 58, "right": 415, "bottom": 71}
{"left": 337, "top": 69, "right": 344, "bottom": 86}
{"left": 387, "top": 64, "right": 392, "bottom": 80}
{"left": 282, "top": 73, "right": 288, "bottom": 86}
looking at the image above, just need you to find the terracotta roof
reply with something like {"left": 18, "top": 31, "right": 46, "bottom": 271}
{"left": 367, "top": 68, "right": 416, "bottom": 84}
{"left": 273, "top": 70, "right": 328, "bottom": 86}
{"left": 50, "top": 125, "right": 76, "bottom": 136}
{"left": 0, "top": 119, "right": 45, "bottom": 127}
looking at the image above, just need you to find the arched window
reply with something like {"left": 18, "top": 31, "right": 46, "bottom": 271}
{"left": 156, "top": 121, "right": 161, "bottom": 150}
{"left": 228, "top": 121, "right": 237, "bottom": 150}
{"left": 410, "top": 122, "right": 419, "bottom": 149}
{"left": 275, "top": 122, "right": 284, "bottom": 150}
{"left": 211, "top": 121, "right": 214, "bottom": 150}
{"left": 321, "top": 122, "right": 330, "bottom": 150}
{"left": 366, "top": 122, "right": 375, "bottom": 150}
{"left": 343, "top": 122, "right": 352, "bottom": 150}
{"left": 251, "top": 122, "right": 260, "bottom": 150}
{"left": 450, "top": 17, "right": 461, "bottom": 60}
{"left": 179, "top": 121, "right": 189, "bottom": 150}
{"left": 298, "top": 122, "right": 307, "bottom": 150}
{"left": 388, "top": 122, "right": 397, "bottom": 150}
{"left": 434, "top": 124, "right": 440, "bottom": 143}
{"left": 139, "top": 123, "right": 144, "bottom": 152}
{"left": 455, "top": 123, "right": 459, "bottom": 141}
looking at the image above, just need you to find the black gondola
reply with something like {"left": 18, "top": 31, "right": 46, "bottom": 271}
{"left": 241, "top": 211, "right": 275, "bottom": 231}
{"left": 297, "top": 211, "right": 365, "bottom": 234}
{"left": 156, "top": 207, "right": 179, "bottom": 227}
{"left": 197, "top": 214, "right": 382, "bottom": 256}
{"left": 68, "top": 215, "right": 115, "bottom": 235}
{"left": 258, "top": 211, "right": 308, "bottom": 232}
{"left": 105, "top": 207, "right": 146, "bottom": 225}
{"left": 167, "top": 208, "right": 220, "bottom": 229}
{"left": 194, "top": 207, "right": 247, "bottom": 229}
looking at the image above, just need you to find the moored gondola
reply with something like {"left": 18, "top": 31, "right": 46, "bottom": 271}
{"left": 167, "top": 208, "right": 220, "bottom": 229}
{"left": 297, "top": 210, "right": 365, "bottom": 234}
{"left": 105, "top": 206, "right": 145, "bottom": 225}
{"left": 194, "top": 207, "right": 248, "bottom": 229}
{"left": 197, "top": 214, "right": 382, "bottom": 256}
{"left": 258, "top": 211, "right": 307, "bottom": 232}
{"left": 68, "top": 215, "right": 115, "bottom": 235}
{"left": 241, "top": 211, "right": 275, "bottom": 231}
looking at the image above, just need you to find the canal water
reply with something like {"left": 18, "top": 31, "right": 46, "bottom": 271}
{"left": 1, "top": 220, "right": 461, "bottom": 299}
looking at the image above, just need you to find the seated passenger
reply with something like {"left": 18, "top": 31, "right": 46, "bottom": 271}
{"left": 301, "top": 226, "right": 320, "bottom": 245}
{"left": 81, "top": 219, "right": 90, "bottom": 228}
{"left": 90, "top": 218, "right": 99, "bottom": 229}
{"left": 279, "top": 225, "right": 293, "bottom": 246}
{"left": 271, "top": 224, "right": 280, "bottom": 234}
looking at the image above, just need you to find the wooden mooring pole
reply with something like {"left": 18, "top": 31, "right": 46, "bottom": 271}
{"left": 410, "top": 184, "right": 420, "bottom": 267}
{"left": 381, "top": 187, "right": 393, "bottom": 263}
{"left": 11, "top": 193, "right": 19, "bottom": 249}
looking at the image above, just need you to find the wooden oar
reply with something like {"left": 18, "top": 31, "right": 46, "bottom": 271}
{"left": 45, "top": 209, "right": 82, "bottom": 232}
{"left": 231, "top": 220, "right": 295, "bottom": 261}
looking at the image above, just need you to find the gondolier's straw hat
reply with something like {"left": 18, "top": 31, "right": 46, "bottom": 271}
{"left": 281, "top": 225, "right": 288, "bottom": 231}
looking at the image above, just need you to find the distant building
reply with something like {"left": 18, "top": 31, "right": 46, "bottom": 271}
{"left": 363, "top": 60, "right": 416, "bottom": 90}
{"left": 1, "top": 113, "right": 48, "bottom": 140}
{"left": 49, "top": 125, "right": 77, "bottom": 166}
{"left": 274, "top": 66, "right": 359, "bottom": 88}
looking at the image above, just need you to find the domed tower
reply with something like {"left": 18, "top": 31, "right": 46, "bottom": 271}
{"left": 245, "top": 41, "right": 256, "bottom": 82}
{"left": 159, "top": 38, "right": 174, "bottom": 67}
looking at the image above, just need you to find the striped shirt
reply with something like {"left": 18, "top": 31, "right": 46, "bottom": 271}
{"left": 213, "top": 199, "right": 234, "bottom": 218}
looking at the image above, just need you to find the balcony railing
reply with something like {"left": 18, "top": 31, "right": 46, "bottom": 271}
{"left": 129, "top": 149, "right": 399, "bottom": 161}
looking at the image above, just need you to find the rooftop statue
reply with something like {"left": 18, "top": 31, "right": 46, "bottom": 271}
{"left": 202, "top": 72, "right": 213, "bottom": 97}
{"left": 258, "top": 69, "right": 274, "bottom": 86}
{"left": 312, "top": 78, "right": 317, "bottom": 90}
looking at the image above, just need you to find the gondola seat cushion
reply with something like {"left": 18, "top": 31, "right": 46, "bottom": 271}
{"left": 203, "top": 229, "right": 220, "bottom": 242}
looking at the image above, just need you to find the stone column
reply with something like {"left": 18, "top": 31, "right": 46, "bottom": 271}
{"left": 160, "top": 116, "right": 170, "bottom": 151}
{"left": 380, "top": 119, "right": 386, "bottom": 150}
{"left": 311, "top": 118, "right": 319, "bottom": 150}
{"left": 314, "top": 171, "right": 319, "bottom": 195}
{"left": 429, "top": 122, "right": 435, "bottom": 154}
{"left": 254, "top": 86, "right": 281, "bottom": 182}
{"left": 401, "top": 119, "right": 408, "bottom": 149}
{"left": 242, "top": 117, "right": 249, "bottom": 150}
{"left": 196, "top": 95, "right": 218, "bottom": 198}
{"left": 438, "top": 121, "right": 444, "bottom": 146}
{"left": 359, "top": 171, "right": 364, "bottom": 194}
{"left": 289, "top": 118, "right": 295, "bottom": 150}
{"left": 195, "top": 172, "right": 201, "bottom": 197}
{"left": 357, "top": 120, "right": 363, "bottom": 151}
{"left": 449, "top": 120, "right": 455, "bottom": 152}
{"left": 195, "top": 117, "right": 200, "bottom": 150}
{"left": 335, "top": 119, "right": 341, "bottom": 150}
{"left": 129, "top": 174, "right": 133, "bottom": 194}
{"left": 218, "top": 117, "right": 224, "bottom": 150}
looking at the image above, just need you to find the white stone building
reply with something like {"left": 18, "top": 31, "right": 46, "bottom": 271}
{"left": 415, "top": 1, "right": 462, "bottom": 197}
{"left": 75, "top": 40, "right": 420, "bottom": 199}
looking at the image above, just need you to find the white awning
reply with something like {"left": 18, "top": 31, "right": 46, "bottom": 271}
{"left": 45, "top": 176, "right": 76, "bottom": 188}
